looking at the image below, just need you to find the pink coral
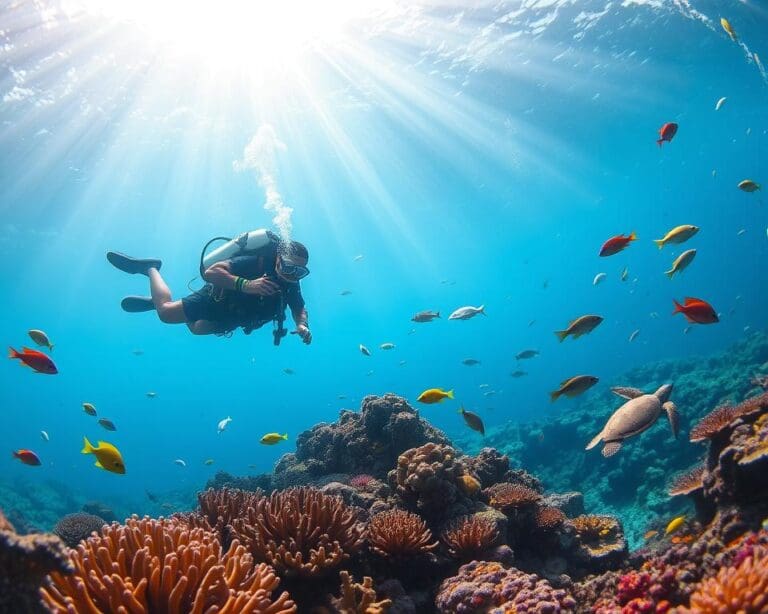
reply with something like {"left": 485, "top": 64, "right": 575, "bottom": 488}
{"left": 348, "top": 474, "right": 376, "bottom": 489}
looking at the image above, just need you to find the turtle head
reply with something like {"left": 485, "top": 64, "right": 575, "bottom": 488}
{"left": 655, "top": 384, "right": 673, "bottom": 403}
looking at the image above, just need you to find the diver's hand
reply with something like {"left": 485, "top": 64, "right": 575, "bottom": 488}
{"left": 242, "top": 275, "right": 280, "bottom": 296}
{"left": 293, "top": 325, "right": 312, "bottom": 345}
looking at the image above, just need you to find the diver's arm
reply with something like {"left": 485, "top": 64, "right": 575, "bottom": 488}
{"left": 291, "top": 307, "right": 312, "bottom": 344}
{"left": 204, "top": 262, "right": 279, "bottom": 296}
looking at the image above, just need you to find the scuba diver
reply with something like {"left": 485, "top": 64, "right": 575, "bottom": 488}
{"left": 106, "top": 229, "right": 311, "bottom": 345}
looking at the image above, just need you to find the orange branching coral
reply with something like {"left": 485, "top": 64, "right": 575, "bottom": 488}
{"left": 533, "top": 505, "right": 566, "bottom": 530}
{"left": 440, "top": 515, "right": 499, "bottom": 559}
{"left": 690, "top": 393, "right": 768, "bottom": 443}
{"left": 484, "top": 482, "right": 541, "bottom": 512}
{"left": 683, "top": 547, "right": 768, "bottom": 613}
{"left": 328, "top": 571, "right": 392, "bottom": 614}
{"left": 231, "top": 487, "right": 365, "bottom": 578}
{"left": 668, "top": 465, "right": 705, "bottom": 497}
{"left": 41, "top": 515, "right": 296, "bottom": 614}
{"left": 197, "top": 487, "right": 263, "bottom": 528}
{"left": 368, "top": 509, "right": 437, "bottom": 558}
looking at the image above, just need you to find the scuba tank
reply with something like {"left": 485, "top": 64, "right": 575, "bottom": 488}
{"left": 201, "top": 229, "right": 272, "bottom": 270}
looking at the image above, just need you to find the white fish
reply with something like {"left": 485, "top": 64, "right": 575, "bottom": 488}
{"left": 399, "top": 360, "right": 407, "bottom": 366}
{"left": 217, "top": 416, "right": 232, "bottom": 434}
{"left": 40, "top": 430, "right": 49, "bottom": 441}
{"left": 479, "top": 384, "right": 490, "bottom": 389}
{"left": 448, "top": 305, "right": 486, "bottom": 320}
{"left": 593, "top": 272, "right": 607, "bottom": 286}
{"left": 737, "top": 229, "right": 746, "bottom": 236}
{"left": 359, "top": 344, "right": 371, "bottom": 356}
{"left": 146, "top": 391, "right": 157, "bottom": 398}
{"left": 712, "top": 169, "right": 717, "bottom": 178}
{"left": 629, "top": 329, "right": 640, "bottom": 343}
{"left": 366, "top": 370, "right": 374, "bottom": 376}
{"left": 649, "top": 312, "right": 659, "bottom": 319}
{"left": 715, "top": 96, "right": 727, "bottom": 111}
{"left": 380, "top": 343, "right": 395, "bottom": 350}
{"left": 353, "top": 254, "right": 364, "bottom": 262}
{"left": 174, "top": 459, "right": 187, "bottom": 467}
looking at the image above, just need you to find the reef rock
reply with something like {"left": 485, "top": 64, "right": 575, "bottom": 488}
{"left": 274, "top": 394, "right": 450, "bottom": 486}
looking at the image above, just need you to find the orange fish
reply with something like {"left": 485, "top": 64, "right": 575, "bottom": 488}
{"left": 672, "top": 297, "right": 719, "bottom": 324}
{"left": 8, "top": 347, "right": 58, "bottom": 374}
{"left": 12, "top": 449, "right": 41, "bottom": 466}
{"left": 599, "top": 232, "right": 636, "bottom": 257}
{"left": 657, "top": 122, "right": 678, "bottom": 147}
{"left": 644, "top": 530, "right": 658, "bottom": 541}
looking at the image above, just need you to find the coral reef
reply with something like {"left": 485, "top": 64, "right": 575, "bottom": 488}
{"left": 0, "top": 508, "right": 72, "bottom": 613}
{"left": 568, "top": 514, "right": 627, "bottom": 570}
{"left": 435, "top": 561, "right": 576, "bottom": 613}
{"left": 41, "top": 515, "right": 295, "bottom": 613}
{"left": 321, "top": 571, "right": 392, "bottom": 614}
{"left": 197, "top": 487, "right": 263, "bottom": 529}
{"left": 231, "top": 487, "right": 365, "bottom": 578}
{"left": 667, "top": 466, "right": 705, "bottom": 497}
{"left": 484, "top": 482, "right": 541, "bottom": 513}
{"left": 440, "top": 515, "right": 500, "bottom": 560}
{"left": 273, "top": 394, "right": 451, "bottom": 487}
{"left": 367, "top": 509, "right": 437, "bottom": 558}
{"left": 52, "top": 513, "right": 106, "bottom": 548}
{"left": 533, "top": 505, "right": 567, "bottom": 531}
{"left": 205, "top": 470, "right": 273, "bottom": 492}
{"left": 388, "top": 443, "right": 473, "bottom": 520}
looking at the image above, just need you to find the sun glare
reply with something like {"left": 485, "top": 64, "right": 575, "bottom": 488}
{"left": 71, "top": 0, "right": 388, "bottom": 70}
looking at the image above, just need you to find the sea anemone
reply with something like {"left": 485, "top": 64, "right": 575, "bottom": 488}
{"left": 683, "top": 547, "right": 768, "bottom": 613}
{"left": 367, "top": 509, "right": 437, "bottom": 558}
{"left": 41, "top": 515, "right": 296, "bottom": 613}
{"left": 231, "top": 487, "right": 365, "bottom": 578}
{"left": 533, "top": 505, "right": 566, "bottom": 530}
{"left": 483, "top": 482, "right": 541, "bottom": 512}
{"left": 53, "top": 513, "right": 107, "bottom": 548}
{"left": 440, "top": 514, "right": 499, "bottom": 559}
{"left": 668, "top": 465, "right": 706, "bottom": 497}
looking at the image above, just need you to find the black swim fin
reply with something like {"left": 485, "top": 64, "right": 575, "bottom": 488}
{"left": 107, "top": 252, "right": 162, "bottom": 276}
{"left": 121, "top": 296, "right": 155, "bottom": 313}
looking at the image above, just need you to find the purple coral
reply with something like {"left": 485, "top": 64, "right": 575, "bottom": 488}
{"left": 435, "top": 560, "right": 576, "bottom": 613}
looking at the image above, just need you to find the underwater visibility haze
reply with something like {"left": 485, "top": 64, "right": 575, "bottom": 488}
{"left": 1, "top": 1, "right": 767, "bottom": 612}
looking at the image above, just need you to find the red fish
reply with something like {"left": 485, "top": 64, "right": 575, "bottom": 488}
{"left": 13, "top": 449, "right": 41, "bottom": 466}
{"left": 599, "top": 232, "right": 637, "bottom": 257}
{"left": 672, "top": 297, "right": 719, "bottom": 324}
{"left": 8, "top": 347, "right": 58, "bottom": 374}
{"left": 657, "top": 122, "right": 678, "bottom": 147}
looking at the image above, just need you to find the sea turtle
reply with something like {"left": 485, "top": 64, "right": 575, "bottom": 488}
{"left": 586, "top": 384, "right": 678, "bottom": 457}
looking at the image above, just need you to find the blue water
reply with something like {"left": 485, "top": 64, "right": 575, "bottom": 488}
{"left": 0, "top": 1, "right": 766, "bottom": 523}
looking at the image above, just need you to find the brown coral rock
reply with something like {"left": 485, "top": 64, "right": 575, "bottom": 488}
{"left": 668, "top": 465, "right": 706, "bottom": 497}
{"left": 690, "top": 404, "right": 741, "bottom": 443}
{"left": 231, "top": 487, "right": 364, "bottom": 578}
{"left": 569, "top": 514, "right": 627, "bottom": 570}
{"left": 533, "top": 505, "right": 567, "bottom": 530}
{"left": 368, "top": 509, "right": 437, "bottom": 558}
{"left": 328, "top": 571, "right": 392, "bottom": 614}
{"left": 484, "top": 482, "right": 541, "bottom": 513}
{"left": 41, "top": 515, "right": 295, "bottom": 614}
{"left": 440, "top": 514, "right": 499, "bottom": 559}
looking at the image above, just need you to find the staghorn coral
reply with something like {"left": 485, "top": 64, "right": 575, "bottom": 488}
{"left": 197, "top": 487, "right": 263, "bottom": 529}
{"left": 53, "top": 513, "right": 107, "bottom": 548}
{"left": 533, "top": 505, "right": 567, "bottom": 531}
{"left": 41, "top": 515, "right": 295, "bottom": 614}
{"left": 679, "top": 546, "right": 768, "bottom": 613}
{"left": 668, "top": 465, "right": 705, "bottom": 497}
{"left": 325, "top": 571, "right": 392, "bottom": 614}
{"left": 367, "top": 509, "right": 437, "bottom": 558}
{"left": 388, "top": 442, "right": 469, "bottom": 519}
{"left": 435, "top": 560, "right": 576, "bottom": 613}
{"left": 0, "top": 508, "right": 72, "bottom": 613}
{"left": 440, "top": 515, "right": 499, "bottom": 559}
{"left": 569, "top": 515, "right": 627, "bottom": 571}
{"left": 231, "top": 487, "right": 364, "bottom": 577}
{"left": 483, "top": 482, "right": 541, "bottom": 513}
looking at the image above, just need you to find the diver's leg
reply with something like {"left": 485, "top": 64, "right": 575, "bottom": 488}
{"left": 148, "top": 268, "right": 187, "bottom": 324}
{"left": 187, "top": 320, "right": 220, "bottom": 335}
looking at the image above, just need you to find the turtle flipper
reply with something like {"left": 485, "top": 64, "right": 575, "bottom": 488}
{"left": 602, "top": 441, "right": 622, "bottom": 457}
{"left": 664, "top": 401, "right": 679, "bottom": 439}
{"left": 611, "top": 386, "right": 644, "bottom": 400}
{"left": 586, "top": 430, "right": 604, "bottom": 451}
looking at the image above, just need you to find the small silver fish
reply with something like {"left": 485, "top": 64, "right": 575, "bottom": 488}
{"left": 462, "top": 359, "right": 481, "bottom": 366}
{"left": 174, "top": 459, "right": 187, "bottom": 467}
{"left": 515, "top": 350, "right": 539, "bottom": 360}
{"left": 40, "top": 430, "right": 49, "bottom": 441}
{"left": 593, "top": 272, "right": 607, "bottom": 286}
{"left": 217, "top": 416, "right": 232, "bottom": 434}
{"left": 146, "top": 392, "right": 157, "bottom": 398}
{"left": 448, "top": 305, "right": 486, "bottom": 320}
{"left": 340, "top": 290, "right": 352, "bottom": 296}
{"left": 98, "top": 419, "right": 117, "bottom": 431}
{"left": 715, "top": 96, "right": 727, "bottom": 111}
{"left": 353, "top": 254, "right": 364, "bottom": 262}
{"left": 380, "top": 343, "right": 395, "bottom": 350}
{"left": 283, "top": 368, "right": 295, "bottom": 375}
{"left": 359, "top": 344, "right": 371, "bottom": 356}
{"left": 629, "top": 329, "right": 640, "bottom": 343}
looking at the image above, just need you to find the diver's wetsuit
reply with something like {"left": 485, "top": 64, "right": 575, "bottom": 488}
{"left": 182, "top": 242, "right": 305, "bottom": 334}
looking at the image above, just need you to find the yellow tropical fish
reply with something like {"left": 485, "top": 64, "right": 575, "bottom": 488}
{"left": 665, "top": 249, "right": 696, "bottom": 279}
{"left": 654, "top": 225, "right": 699, "bottom": 249}
{"left": 417, "top": 388, "right": 454, "bottom": 404}
{"left": 81, "top": 437, "right": 126, "bottom": 474}
{"left": 260, "top": 433, "right": 288, "bottom": 445}
{"left": 458, "top": 474, "right": 481, "bottom": 496}
{"left": 720, "top": 17, "right": 737, "bottom": 41}
{"left": 665, "top": 515, "right": 686, "bottom": 535}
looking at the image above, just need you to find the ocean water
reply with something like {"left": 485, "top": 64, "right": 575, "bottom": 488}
{"left": 0, "top": 0, "right": 766, "bottom": 526}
